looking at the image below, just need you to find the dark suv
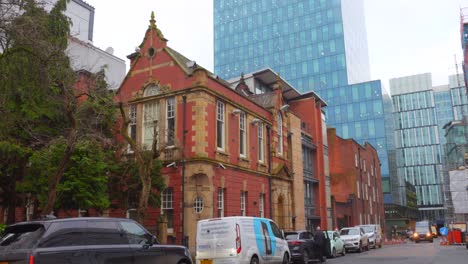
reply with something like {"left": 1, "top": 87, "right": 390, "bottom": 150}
{"left": 0, "top": 217, "right": 192, "bottom": 264}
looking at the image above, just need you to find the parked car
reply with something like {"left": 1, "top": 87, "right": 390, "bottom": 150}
{"left": 196, "top": 217, "right": 290, "bottom": 264}
{"left": 340, "top": 227, "right": 369, "bottom": 253}
{"left": 284, "top": 230, "right": 317, "bottom": 264}
{"left": 357, "top": 224, "right": 382, "bottom": 248}
{"left": 413, "top": 221, "right": 433, "bottom": 243}
{"left": 0, "top": 217, "right": 192, "bottom": 264}
{"left": 326, "top": 230, "right": 346, "bottom": 258}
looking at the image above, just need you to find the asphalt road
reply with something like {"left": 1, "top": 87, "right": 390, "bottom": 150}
{"left": 319, "top": 239, "right": 467, "bottom": 264}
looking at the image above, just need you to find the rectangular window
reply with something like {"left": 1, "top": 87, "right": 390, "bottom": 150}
{"left": 143, "top": 101, "right": 160, "bottom": 150}
{"left": 240, "top": 191, "right": 246, "bottom": 216}
{"left": 258, "top": 124, "right": 264, "bottom": 162}
{"left": 357, "top": 181, "right": 360, "bottom": 198}
{"left": 128, "top": 105, "right": 137, "bottom": 152}
{"left": 217, "top": 101, "right": 225, "bottom": 150}
{"left": 277, "top": 114, "right": 283, "bottom": 155}
{"left": 166, "top": 97, "right": 175, "bottom": 146}
{"left": 161, "top": 188, "right": 173, "bottom": 231}
{"left": 239, "top": 112, "right": 246, "bottom": 157}
{"left": 259, "top": 193, "right": 265, "bottom": 218}
{"left": 218, "top": 188, "right": 224, "bottom": 217}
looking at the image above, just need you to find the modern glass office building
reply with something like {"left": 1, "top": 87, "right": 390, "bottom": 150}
{"left": 448, "top": 75, "right": 468, "bottom": 121}
{"left": 214, "top": 0, "right": 394, "bottom": 203}
{"left": 434, "top": 85, "right": 454, "bottom": 147}
{"left": 390, "top": 73, "right": 445, "bottom": 220}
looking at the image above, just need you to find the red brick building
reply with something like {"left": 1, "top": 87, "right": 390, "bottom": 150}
{"left": 114, "top": 14, "right": 329, "bottom": 251}
{"left": 327, "top": 128, "right": 385, "bottom": 230}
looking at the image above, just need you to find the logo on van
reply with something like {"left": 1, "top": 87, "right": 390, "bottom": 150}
{"left": 253, "top": 219, "right": 276, "bottom": 257}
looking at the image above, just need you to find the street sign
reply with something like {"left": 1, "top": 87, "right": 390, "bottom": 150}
{"left": 440, "top": 227, "right": 448, "bottom": 236}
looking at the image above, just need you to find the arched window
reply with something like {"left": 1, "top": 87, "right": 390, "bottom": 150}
{"left": 277, "top": 113, "right": 283, "bottom": 155}
{"left": 144, "top": 84, "right": 160, "bottom": 97}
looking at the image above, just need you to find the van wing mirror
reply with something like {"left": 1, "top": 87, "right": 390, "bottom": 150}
{"left": 281, "top": 229, "right": 285, "bottom": 239}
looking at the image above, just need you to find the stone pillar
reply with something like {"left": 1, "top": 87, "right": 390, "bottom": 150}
{"left": 158, "top": 214, "right": 168, "bottom": 244}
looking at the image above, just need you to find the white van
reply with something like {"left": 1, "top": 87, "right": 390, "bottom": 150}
{"left": 196, "top": 217, "right": 290, "bottom": 264}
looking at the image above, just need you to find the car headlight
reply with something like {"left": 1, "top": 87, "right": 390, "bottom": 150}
{"left": 413, "top": 233, "right": 419, "bottom": 237}
{"left": 426, "top": 232, "right": 431, "bottom": 237}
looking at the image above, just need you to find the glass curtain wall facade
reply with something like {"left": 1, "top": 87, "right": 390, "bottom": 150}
{"left": 214, "top": 0, "right": 393, "bottom": 202}
{"left": 434, "top": 86, "right": 454, "bottom": 147}
{"left": 390, "top": 74, "right": 445, "bottom": 221}
{"left": 449, "top": 74, "right": 468, "bottom": 121}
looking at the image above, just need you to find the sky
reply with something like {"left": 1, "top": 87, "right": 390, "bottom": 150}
{"left": 88, "top": 0, "right": 468, "bottom": 92}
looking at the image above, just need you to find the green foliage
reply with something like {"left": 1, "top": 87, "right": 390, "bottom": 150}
{"left": 110, "top": 152, "right": 166, "bottom": 210}
{"left": 20, "top": 138, "right": 113, "bottom": 211}
{"left": 0, "top": 0, "right": 74, "bottom": 146}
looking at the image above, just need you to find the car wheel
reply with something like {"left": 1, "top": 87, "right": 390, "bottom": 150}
{"left": 331, "top": 248, "right": 337, "bottom": 258}
{"left": 302, "top": 249, "right": 310, "bottom": 264}
{"left": 250, "top": 256, "right": 259, "bottom": 264}
{"left": 342, "top": 247, "right": 346, "bottom": 256}
{"left": 282, "top": 253, "right": 289, "bottom": 264}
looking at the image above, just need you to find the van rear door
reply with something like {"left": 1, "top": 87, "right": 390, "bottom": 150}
{"left": 197, "top": 218, "right": 238, "bottom": 260}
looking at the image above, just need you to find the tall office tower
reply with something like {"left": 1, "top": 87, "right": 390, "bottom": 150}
{"left": 390, "top": 73, "right": 445, "bottom": 221}
{"left": 434, "top": 85, "right": 454, "bottom": 147}
{"left": 214, "top": 0, "right": 394, "bottom": 204}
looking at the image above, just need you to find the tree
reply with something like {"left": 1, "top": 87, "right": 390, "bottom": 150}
{"left": 19, "top": 138, "right": 112, "bottom": 214}
{"left": 0, "top": 0, "right": 117, "bottom": 217}
{"left": 117, "top": 103, "right": 166, "bottom": 223}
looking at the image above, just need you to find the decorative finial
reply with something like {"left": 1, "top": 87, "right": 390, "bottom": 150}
{"left": 150, "top": 11, "right": 156, "bottom": 27}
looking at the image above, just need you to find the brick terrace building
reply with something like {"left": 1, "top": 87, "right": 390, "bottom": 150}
{"left": 327, "top": 128, "right": 385, "bottom": 230}
{"left": 114, "top": 14, "right": 328, "bottom": 251}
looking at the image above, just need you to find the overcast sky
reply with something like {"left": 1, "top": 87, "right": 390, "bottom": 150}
{"left": 88, "top": 0, "right": 468, "bottom": 91}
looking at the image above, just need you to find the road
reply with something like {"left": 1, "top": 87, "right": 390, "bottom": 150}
{"left": 321, "top": 239, "right": 467, "bottom": 264}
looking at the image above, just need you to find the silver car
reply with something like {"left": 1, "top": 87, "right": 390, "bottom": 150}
{"left": 339, "top": 227, "right": 369, "bottom": 253}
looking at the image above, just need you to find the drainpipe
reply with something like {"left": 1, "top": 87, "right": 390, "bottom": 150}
{"left": 266, "top": 125, "right": 273, "bottom": 218}
{"left": 181, "top": 96, "right": 187, "bottom": 246}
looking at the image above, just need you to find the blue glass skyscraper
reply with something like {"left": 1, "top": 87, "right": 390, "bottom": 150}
{"left": 214, "top": 0, "right": 394, "bottom": 203}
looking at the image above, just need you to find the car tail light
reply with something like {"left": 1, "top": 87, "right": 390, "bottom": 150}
{"left": 29, "top": 255, "right": 34, "bottom": 264}
{"left": 289, "top": 241, "right": 304, "bottom": 245}
{"left": 236, "top": 224, "right": 241, "bottom": 254}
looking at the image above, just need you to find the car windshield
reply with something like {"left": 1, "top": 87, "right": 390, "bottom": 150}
{"left": 361, "top": 226, "right": 374, "bottom": 233}
{"left": 0, "top": 224, "right": 45, "bottom": 252}
{"left": 284, "top": 232, "right": 299, "bottom": 240}
{"left": 340, "top": 229, "right": 359, "bottom": 236}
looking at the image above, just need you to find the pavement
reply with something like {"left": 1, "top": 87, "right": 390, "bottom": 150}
{"left": 315, "top": 238, "right": 467, "bottom": 264}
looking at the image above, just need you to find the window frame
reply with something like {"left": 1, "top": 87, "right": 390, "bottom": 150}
{"left": 166, "top": 97, "right": 175, "bottom": 146}
{"left": 258, "top": 124, "right": 264, "bottom": 162}
{"left": 142, "top": 101, "right": 160, "bottom": 150}
{"left": 216, "top": 101, "right": 226, "bottom": 150}
{"left": 218, "top": 188, "right": 224, "bottom": 217}
{"left": 240, "top": 191, "right": 246, "bottom": 216}
{"left": 277, "top": 113, "right": 283, "bottom": 155}
{"left": 194, "top": 196, "right": 204, "bottom": 214}
{"left": 239, "top": 111, "right": 247, "bottom": 157}
{"left": 259, "top": 193, "right": 265, "bottom": 218}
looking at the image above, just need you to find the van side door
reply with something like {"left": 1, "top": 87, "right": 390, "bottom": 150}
{"left": 269, "top": 221, "right": 288, "bottom": 264}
